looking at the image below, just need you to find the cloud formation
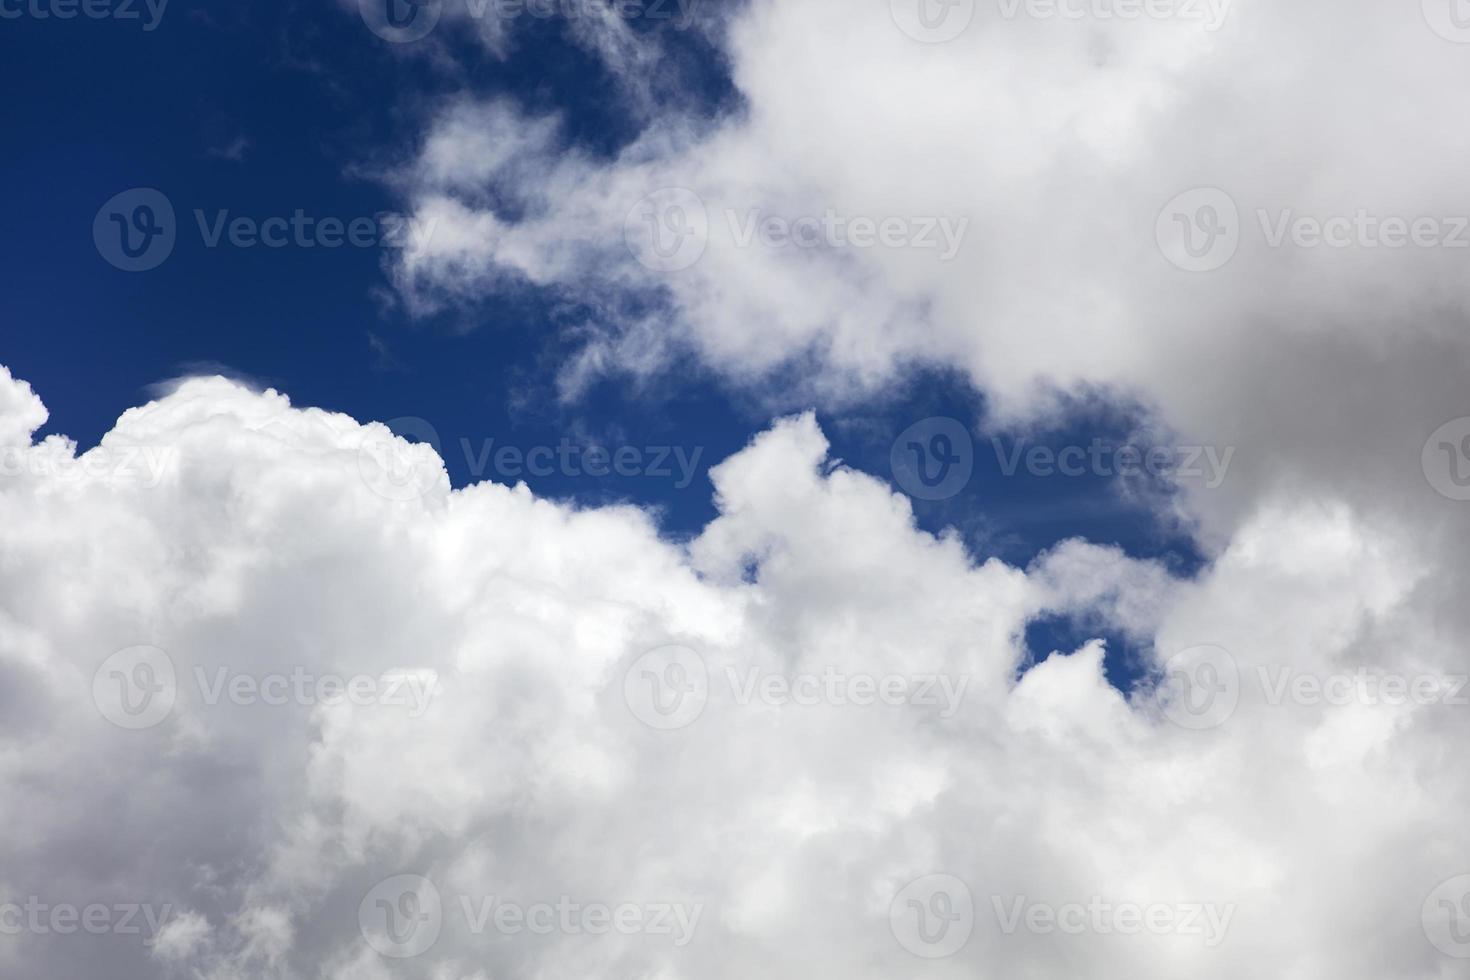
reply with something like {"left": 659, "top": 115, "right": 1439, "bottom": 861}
{"left": 3, "top": 363, "right": 1469, "bottom": 978}
{"left": 14, "top": 1, "right": 1470, "bottom": 976}
{"left": 383, "top": 0, "right": 1470, "bottom": 549}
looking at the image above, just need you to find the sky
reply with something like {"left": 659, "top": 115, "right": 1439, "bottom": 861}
{"left": 4, "top": 0, "right": 1470, "bottom": 977}
{"left": 1, "top": 0, "right": 1205, "bottom": 679}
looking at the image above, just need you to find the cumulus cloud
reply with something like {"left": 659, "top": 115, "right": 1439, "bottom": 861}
{"left": 3, "top": 365, "right": 1469, "bottom": 978}
{"left": 0, "top": 364, "right": 47, "bottom": 448}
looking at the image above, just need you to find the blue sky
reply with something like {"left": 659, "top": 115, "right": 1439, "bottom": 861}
{"left": 2, "top": 0, "right": 1204, "bottom": 686}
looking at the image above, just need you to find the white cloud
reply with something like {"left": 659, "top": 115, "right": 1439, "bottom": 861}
{"left": 150, "top": 910, "right": 212, "bottom": 962}
{"left": 0, "top": 364, "right": 47, "bottom": 448}
{"left": 3, "top": 365, "right": 1469, "bottom": 977}
{"left": 381, "top": 0, "right": 1470, "bottom": 559}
